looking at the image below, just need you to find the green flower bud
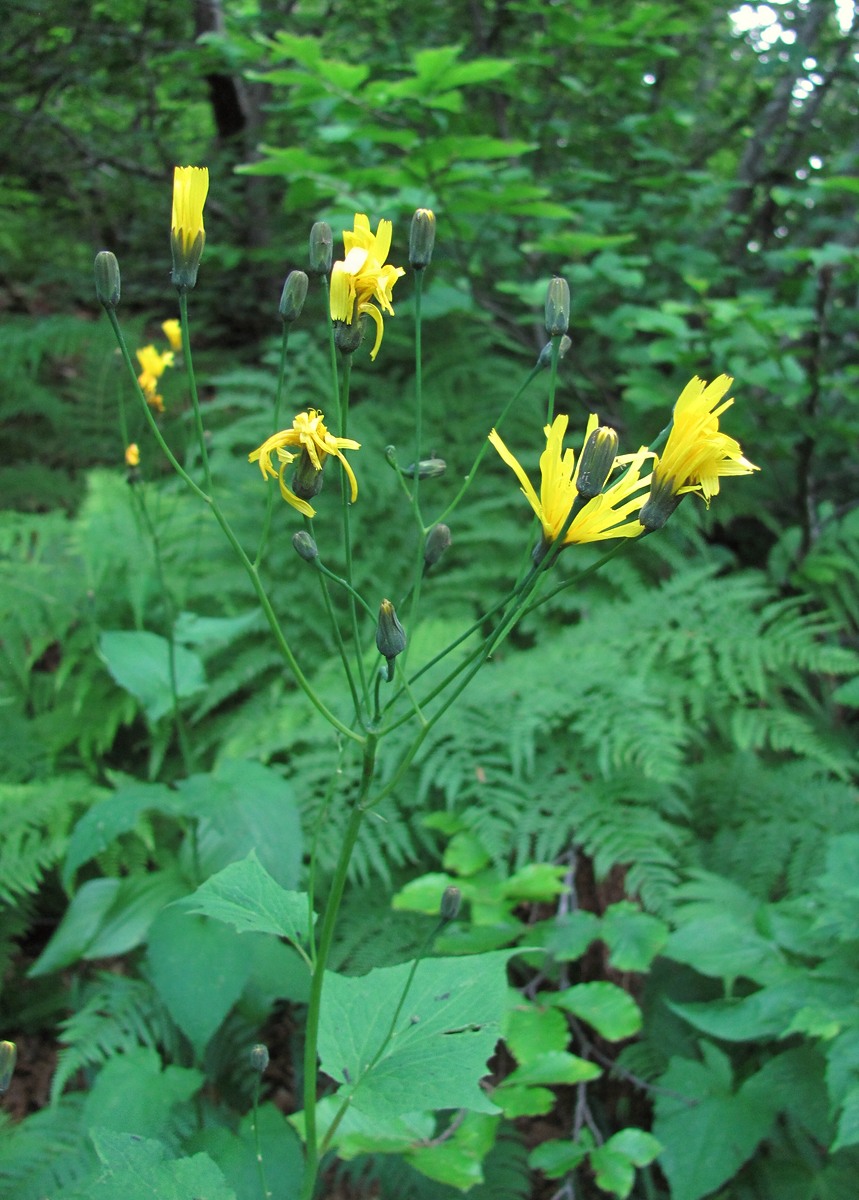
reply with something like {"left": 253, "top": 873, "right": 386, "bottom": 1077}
{"left": 409, "top": 208, "right": 436, "bottom": 270}
{"left": 94, "top": 251, "right": 121, "bottom": 309}
{"left": 0, "top": 1041, "right": 16, "bottom": 1094}
{"left": 405, "top": 457, "right": 447, "bottom": 480}
{"left": 376, "top": 599, "right": 406, "bottom": 662}
{"left": 292, "top": 530, "right": 319, "bottom": 561}
{"left": 545, "top": 276, "right": 570, "bottom": 337}
{"left": 334, "top": 317, "right": 365, "bottom": 356}
{"left": 309, "top": 221, "right": 333, "bottom": 276}
{"left": 440, "top": 886, "right": 461, "bottom": 923}
{"left": 576, "top": 426, "right": 619, "bottom": 499}
{"left": 291, "top": 448, "right": 325, "bottom": 501}
{"left": 639, "top": 483, "right": 683, "bottom": 532}
{"left": 250, "top": 1043, "right": 269, "bottom": 1073}
{"left": 424, "top": 523, "right": 452, "bottom": 568}
{"left": 279, "top": 270, "right": 309, "bottom": 322}
{"left": 537, "top": 335, "right": 571, "bottom": 370}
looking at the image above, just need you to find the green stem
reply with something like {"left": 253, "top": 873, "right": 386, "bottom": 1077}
{"left": 255, "top": 322, "right": 292, "bottom": 567}
{"left": 305, "top": 516, "right": 362, "bottom": 721}
{"left": 546, "top": 335, "right": 561, "bottom": 425}
{"left": 337, "top": 358, "right": 370, "bottom": 711}
{"left": 300, "top": 736, "right": 378, "bottom": 1200}
{"left": 178, "top": 292, "right": 212, "bottom": 493}
{"left": 251, "top": 1076, "right": 271, "bottom": 1200}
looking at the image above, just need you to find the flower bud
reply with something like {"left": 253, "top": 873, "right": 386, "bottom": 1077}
{"left": 639, "top": 484, "right": 683, "bottom": 532}
{"left": 424, "top": 524, "right": 452, "bottom": 568}
{"left": 0, "top": 1041, "right": 16, "bottom": 1094}
{"left": 279, "top": 270, "right": 309, "bottom": 322}
{"left": 537, "top": 335, "right": 571, "bottom": 370}
{"left": 291, "top": 448, "right": 324, "bottom": 500}
{"left": 409, "top": 208, "right": 436, "bottom": 270}
{"left": 545, "top": 276, "right": 570, "bottom": 337}
{"left": 250, "top": 1043, "right": 269, "bottom": 1074}
{"left": 309, "top": 221, "right": 333, "bottom": 276}
{"left": 292, "top": 530, "right": 318, "bottom": 561}
{"left": 405, "top": 457, "right": 447, "bottom": 481}
{"left": 376, "top": 599, "right": 406, "bottom": 662}
{"left": 576, "top": 426, "right": 619, "bottom": 499}
{"left": 94, "top": 251, "right": 121, "bottom": 309}
{"left": 440, "top": 886, "right": 461, "bottom": 923}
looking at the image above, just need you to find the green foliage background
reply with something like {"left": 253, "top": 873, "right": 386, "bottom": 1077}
{"left": 2, "top": 0, "right": 858, "bottom": 1197}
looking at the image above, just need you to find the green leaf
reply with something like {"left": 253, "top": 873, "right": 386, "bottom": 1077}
{"left": 502, "top": 1051, "right": 600, "bottom": 1087}
{"left": 318, "top": 951, "right": 514, "bottom": 1118}
{"left": 833, "top": 1086, "right": 859, "bottom": 1152}
{"left": 57, "top": 1129, "right": 235, "bottom": 1200}
{"left": 190, "top": 1103, "right": 304, "bottom": 1200}
{"left": 173, "top": 609, "right": 260, "bottom": 647}
{"left": 29, "top": 869, "right": 187, "bottom": 975}
{"left": 653, "top": 1045, "right": 779, "bottom": 1200}
{"left": 589, "top": 1144, "right": 635, "bottom": 1198}
{"left": 543, "top": 910, "right": 602, "bottom": 961}
{"left": 601, "top": 902, "right": 669, "bottom": 971}
{"left": 605, "top": 1127, "right": 662, "bottom": 1166}
{"left": 664, "top": 915, "right": 784, "bottom": 982}
{"left": 504, "top": 1003, "right": 570, "bottom": 1061}
{"left": 185, "top": 852, "right": 311, "bottom": 948}
{"left": 98, "top": 630, "right": 205, "bottom": 723}
{"left": 549, "top": 982, "right": 642, "bottom": 1039}
{"left": 528, "top": 1135, "right": 591, "bottom": 1178}
{"left": 82, "top": 1047, "right": 203, "bottom": 1137}
{"left": 63, "top": 779, "right": 183, "bottom": 888}
{"left": 145, "top": 906, "right": 256, "bottom": 1056}
{"left": 407, "top": 1112, "right": 499, "bottom": 1190}
{"left": 493, "top": 1083, "right": 555, "bottom": 1117}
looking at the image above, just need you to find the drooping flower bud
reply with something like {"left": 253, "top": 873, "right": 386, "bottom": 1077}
{"left": 544, "top": 276, "right": 570, "bottom": 337}
{"left": 309, "top": 221, "right": 333, "bottom": 276}
{"left": 0, "top": 1041, "right": 16, "bottom": 1094}
{"left": 405, "top": 457, "right": 447, "bottom": 480}
{"left": 409, "top": 208, "right": 436, "bottom": 270}
{"left": 279, "top": 270, "right": 309, "bottom": 322}
{"left": 537, "top": 335, "right": 571, "bottom": 370}
{"left": 94, "top": 251, "right": 121, "bottom": 309}
{"left": 292, "top": 530, "right": 319, "bottom": 561}
{"left": 376, "top": 599, "right": 406, "bottom": 666}
{"left": 250, "top": 1043, "right": 269, "bottom": 1073}
{"left": 424, "top": 524, "right": 452, "bottom": 568}
{"left": 576, "top": 426, "right": 619, "bottom": 499}
{"left": 440, "top": 886, "right": 462, "bottom": 923}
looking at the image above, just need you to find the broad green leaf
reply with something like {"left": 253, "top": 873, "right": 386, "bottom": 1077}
{"left": 503, "top": 863, "right": 567, "bottom": 901}
{"left": 589, "top": 1144, "right": 635, "bottom": 1198}
{"left": 29, "top": 869, "right": 187, "bottom": 975}
{"left": 63, "top": 779, "right": 183, "bottom": 888}
{"left": 664, "top": 915, "right": 784, "bottom": 982}
{"left": 504, "top": 1003, "right": 570, "bottom": 1061}
{"left": 318, "top": 951, "right": 514, "bottom": 1118}
{"left": 494, "top": 1083, "right": 554, "bottom": 1117}
{"left": 293, "top": 1098, "right": 434, "bottom": 1159}
{"left": 653, "top": 1046, "right": 779, "bottom": 1200}
{"left": 833, "top": 1086, "right": 859, "bottom": 1152}
{"left": 602, "top": 903, "right": 668, "bottom": 971}
{"left": 145, "top": 907, "right": 256, "bottom": 1056}
{"left": 529, "top": 1135, "right": 592, "bottom": 1178}
{"left": 549, "top": 982, "right": 642, "bottom": 1039}
{"left": 99, "top": 630, "right": 205, "bottom": 723}
{"left": 56, "top": 1129, "right": 234, "bottom": 1200}
{"left": 184, "top": 853, "right": 311, "bottom": 947}
{"left": 501, "top": 1050, "right": 600, "bottom": 1087}
{"left": 190, "top": 1103, "right": 304, "bottom": 1200}
{"left": 543, "top": 911, "right": 601, "bottom": 961}
{"left": 173, "top": 609, "right": 260, "bottom": 646}
{"left": 605, "top": 1127, "right": 662, "bottom": 1166}
{"left": 407, "top": 1112, "right": 499, "bottom": 1190}
{"left": 83, "top": 1047, "right": 203, "bottom": 1137}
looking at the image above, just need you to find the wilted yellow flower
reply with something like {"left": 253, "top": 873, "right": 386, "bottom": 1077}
{"left": 330, "top": 214, "right": 405, "bottom": 360}
{"left": 641, "top": 375, "right": 758, "bottom": 529}
{"left": 489, "top": 414, "right": 652, "bottom": 549}
{"left": 170, "top": 166, "right": 209, "bottom": 289}
{"left": 125, "top": 443, "right": 140, "bottom": 467}
{"left": 161, "top": 319, "right": 182, "bottom": 352}
{"left": 249, "top": 409, "right": 360, "bottom": 517}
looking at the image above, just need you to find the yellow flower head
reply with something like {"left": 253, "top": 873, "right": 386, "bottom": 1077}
{"left": 125, "top": 443, "right": 140, "bottom": 468}
{"left": 330, "top": 214, "right": 405, "bottom": 360}
{"left": 170, "top": 166, "right": 209, "bottom": 289}
{"left": 136, "top": 344, "right": 174, "bottom": 411}
{"left": 161, "top": 319, "right": 182, "bottom": 352}
{"left": 642, "top": 375, "right": 758, "bottom": 529}
{"left": 248, "top": 409, "right": 360, "bottom": 517}
{"left": 489, "top": 414, "right": 652, "bottom": 550}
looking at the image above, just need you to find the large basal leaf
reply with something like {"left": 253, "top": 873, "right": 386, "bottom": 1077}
{"left": 99, "top": 630, "right": 205, "bottom": 723}
{"left": 54, "top": 1128, "right": 234, "bottom": 1200}
{"left": 318, "top": 951, "right": 515, "bottom": 1119}
{"left": 184, "top": 852, "right": 312, "bottom": 949}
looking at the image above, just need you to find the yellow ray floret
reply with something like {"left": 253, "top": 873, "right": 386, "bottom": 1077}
{"left": 489, "top": 413, "right": 652, "bottom": 547}
{"left": 248, "top": 409, "right": 360, "bottom": 517}
{"left": 329, "top": 214, "right": 405, "bottom": 360}
{"left": 651, "top": 375, "right": 758, "bottom": 504}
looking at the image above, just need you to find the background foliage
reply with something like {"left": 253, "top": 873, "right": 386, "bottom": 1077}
{"left": 2, "top": 0, "right": 858, "bottom": 1197}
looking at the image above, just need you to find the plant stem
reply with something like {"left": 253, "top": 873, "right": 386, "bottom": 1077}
{"left": 178, "top": 292, "right": 213, "bottom": 493}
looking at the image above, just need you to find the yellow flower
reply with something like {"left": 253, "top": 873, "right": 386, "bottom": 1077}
{"left": 170, "top": 166, "right": 209, "bottom": 289}
{"left": 248, "top": 409, "right": 360, "bottom": 517}
{"left": 125, "top": 443, "right": 140, "bottom": 467}
{"left": 330, "top": 214, "right": 405, "bottom": 360}
{"left": 489, "top": 414, "right": 652, "bottom": 549}
{"left": 136, "top": 344, "right": 174, "bottom": 410}
{"left": 161, "top": 319, "right": 182, "bottom": 352}
{"left": 641, "top": 375, "right": 758, "bottom": 529}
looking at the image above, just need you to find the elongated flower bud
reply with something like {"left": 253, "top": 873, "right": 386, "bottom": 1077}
{"left": 250, "top": 1043, "right": 269, "bottom": 1073}
{"left": 292, "top": 530, "right": 318, "bottom": 561}
{"left": 94, "top": 251, "right": 121, "bottom": 309}
{"left": 292, "top": 448, "right": 325, "bottom": 501}
{"left": 424, "top": 523, "right": 452, "bottom": 568}
{"left": 545, "top": 276, "right": 570, "bottom": 337}
{"left": 576, "top": 426, "right": 619, "bottom": 499}
{"left": 405, "top": 456, "right": 446, "bottom": 480}
{"left": 0, "top": 1041, "right": 16, "bottom": 1094}
{"left": 334, "top": 316, "right": 365, "bottom": 356}
{"left": 279, "top": 270, "right": 309, "bottom": 322}
{"left": 309, "top": 221, "right": 333, "bottom": 276}
{"left": 440, "top": 886, "right": 461, "bottom": 923}
{"left": 376, "top": 599, "right": 406, "bottom": 662}
{"left": 409, "top": 208, "right": 436, "bottom": 270}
